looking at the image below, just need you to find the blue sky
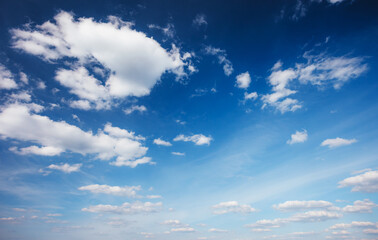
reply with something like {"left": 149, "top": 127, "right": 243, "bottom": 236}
{"left": 0, "top": 0, "right": 377, "bottom": 239}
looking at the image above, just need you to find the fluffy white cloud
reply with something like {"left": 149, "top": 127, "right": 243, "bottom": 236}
{"left": 0, "top": 104, "right": 151, "bottom": 167}
{"left": 9, "top": 91, "right": 32, "bottom": 102}
{"left": 342, "top": 199, "right": 377, "bottom": 213}
{"left": 124, "top": 105, "right": 147, "bottom": 115}
{"left": 204, "top": 46, "right": 233, "bottom": 76}
{"left": 0, "top": 64, "right": 18, "bottom": 90}
{"left": 19, "top": 72, "right": 28, "bottom": 84}
{"left": 174, "top": 134, "right": 212, "bottom": 146}
{"left": 153, "top": 138, "right": 172, "bottom": 146}
{"left": 104, "top": 123, "right": 145, "bottom": 141}
{"left": 11, "top": 11, "right": 193, "bottom": 108}
{"left": 47, "top": 163, "right": 82, "bottom": 173}
{"left": 287, "top": 130, "right": 308, "bottom": 144}
{"left": 263, "top": 53, "right": 366, "bottom": 113}
{"left": 236, "top": 72, "right": 251, "bottom": 89}
{"left": 244, "top": 92, "right": 258, "bottom": 101}
{"left": 273, "top": 200, "right": 334, "bottom": 211}
{"left": 10, "top": 145, "right": 63, "bottom": 156}
{"left": 212, "top": 201, "right": 257, "bottom": 215}
{"left": 321, "top": 137, "right": 357, "bottom": 148}
{"left": 82, "top": 201, "right": 162, "bottom": 214}
{"left": 338, "top": 170, "right": 378, "bottom": 193}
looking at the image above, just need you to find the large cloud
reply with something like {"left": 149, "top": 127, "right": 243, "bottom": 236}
{"left": 338, "top": 170, "right": 378, "bottom": 193}
{"left": 0, "top": 103, "right": 151, "bottom": 167}
{"left": 11, "top": 11, "right": 193, "bottom": 109}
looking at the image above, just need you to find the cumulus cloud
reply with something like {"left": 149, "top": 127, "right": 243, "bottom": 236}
{"left": 82, "top": 201, "right": 162, "bottom": 214}
{"left": 78, "top": 184, "right": 141, "bottom": 197}
{"left": 204, "top": 46, "right": 233, "bottom": 76}
{"left": 47, "top": 163, "right": 82, "bottom": 173}
{"left": 263, "top": 53, "right": 367, "bottom": 113}
{"left": 174, "top": 134, "right": 212, "bottom": 145}
{"left": 9, "top": 91, "right": 32, "bottom": 102}
{"left": 153, "top": 138, "right": 172, "bottom": 146}
{"left": 329, "top": 221, "right": 376, "bottom": 230}
{"left": 212, "top": 201, "right": 257, "bottom": 215}
{"left": 10, "top": 145, "right": 64, "bottom": 156}
{"left": 342, "top": 199, "right": 377, "bottom": 213}
{"left": 287, "top": 130, "right": 308, "bottom": 144}
{"left": 274, "top": 200, "right": 334, "bottom": 211}
{"left": 11, "top": 11, "right": 193, "bottom": 109}
{"left": 0, "top": 104, "right": 151, "bottom": 167}
{"left": 321, "top": 137, "right": 357, "bottom": 148}
{"left": 0, "top": 64, "right": 18, "bottom": 90}
{"left": 338, "top": 170, "right": 378, "bottom": 193}
{"left": 124, "top": 105, "right": 147, "bottom": 115}
{"left": 236, "top": 72, "right": 251, "bottom": 89}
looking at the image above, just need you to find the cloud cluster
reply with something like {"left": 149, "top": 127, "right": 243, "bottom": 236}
{"left": 82, "top": 201, "right": 162, "bottom": 214}
{"left": 11, "top": 11, "right": 194, "bottom": 110}
{"left": 0, "top": 103, "right": 151, "bottom": 167}
{"left": 338, "top": 170, "right": 378, "bottom": 193}
{"left": 212, "top": 201, "right": 257, "bottom": 215}
{"left": 263, "top": 54, "right": 367, "bottom": 113}
{"left": 174, "top": 134, "right": 213, "bottom": 146}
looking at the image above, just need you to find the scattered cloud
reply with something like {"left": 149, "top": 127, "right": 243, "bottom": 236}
{"left": 193, "top": 14, "right": 207, "bottom": 27}
{"left": 148, "top": 23, "right": 175, "bottom": 38}
{"left": 287, "top": 130, "right": 308, "bottom": 144}
{"left": 172, "top": 152, "right": 185, "bottom": 156}
{"left": 338, "top": 170, "right": 378, "bottom": 193}
{"left": 170, "top": 227, "right": 195, "bottom": 233}
{"left": 212, "top": 201, "right": 257, "bottom": 215}
{"left": 153, "top": 138, "right": 172, "bottom": 146}
{"left": 78, "top": 184, "right": 141, "bottom": 197}
{"left": 82, "top": 201, "right": 162, "bottom": 214}
{"left": 0, "top": 64, "right": 18, "bottom": 90}
{"left": 342, "top": 199, "right": 377, "bottom": 213}
{"left": 204, "top": 46, "right": 233, "bottom": 76}
{"left": 124, "top": 105, "right": 147, "bottom": 115}
{"left": 174, "top": 134, "right": 213, "bottom": 145}
{"left": 321, "top": 137, "right": 357, "bottom": 148}
{"left": 47, "top": 163, "right": 82, "bottom": 173}
{"left": 208, "top": 228, "right": 228, "bottom": 233}
{"left": 244, "top": 92, "right": 258, "bottom": 101}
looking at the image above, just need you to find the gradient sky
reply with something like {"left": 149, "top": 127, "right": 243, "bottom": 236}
{"left": 0, "top": 0, "right": 378, "bottom": 239}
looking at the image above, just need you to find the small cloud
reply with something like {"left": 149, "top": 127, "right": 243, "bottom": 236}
{"left": 321, "top": 137, "right": 356, "bottom": 148}
{"left": 47, "top": 163, "right": 82, "bottom": 173}
{"left": 172, "top": 152, "right": 185, "bottom": 156}
{"left": 193, "top": 14, "right": 207, "bottom": 27}
{"left": 236, "top": 72, "right": 251, "bottom": 89}
{"left": 174, "top": 134, "right": 213, "bottom": 146}
{"left": 124, "top": 105, "right": 147, "bottom": 115}
{"left": 153, "top": 138, "right": 172, "bottom": 146}
{"left": 287, "top": 130, "right": 308, "bottom": 144}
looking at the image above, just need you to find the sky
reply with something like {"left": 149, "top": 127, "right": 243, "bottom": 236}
{"left": 0, "top": 0, "right": 377, "bottom": 239}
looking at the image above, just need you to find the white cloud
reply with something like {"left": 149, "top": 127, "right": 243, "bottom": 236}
{"left": 69, "top": 100, "right": 91, "bottom": 110}
{"left": 104, "top": 123, "right": 145, "bottom": 141}
{"left": 208, "top": 228, "right": 228, "bottom": 233}
{"left": 342, "top": 199, "right": 377, "bottom": 213}
{"left": 0, "top": 104, "right": 150, "bottom": 167}
{"left": 193, "top": 14, "right": 207, "bottom": 27}
{"left": 338, "top": 170, "right": 378, "bottom": 193}
{"left": 10, "top": 145, "right": 64, "bottom": 156}
{"left": 78, "top": 184, "right": 141, "bottom": 197}
{"left": 172, "top": 152, "right": 185, "bottom": 156}
{"left": 330, "top": 221, "right": 376, "bottom": 230}
{"left": 162, "top": 220, "right": 188, "bottom": 227}
{"left": 212, "top": 201, "right": 257, "bottom": 215}
{"left": 244, "top": 92, "right": 258, "bottom": 101}
{"left": 204, "top": 46, "right": 233, "bottom": 76}
{"left": 148, "top": 23, "right": 175, "bottom": 38}
{"left": 19, "top": 72, "right": 28, "bottom": 84}
{"left": 174, "top": 134, "right": 213, "bottom": 146}
{"left": 153, "top": 138, "right": 172, "bottom": 146}
{"left": 124, "top": 105, "right": 147, "bottom": 115}
{"left": 263, "top": 54, "right": 367, "bottom": 113}
{"left": 47, "top": 163, "right": 82, "bottom": 173}
{"left": 82, "top": 201, "right": 162, "bottom": 214}
{"left": 0, "top": 64, "right": 18, "bottom": 90}
{"left": 287, "top": 130, "right": 308, "bottom": 144}
{"left": 9, "top": 91, "right": 32, "bottom": 102}
{"left": 37, "top": 81, "right": 46, "bottom": 89}
{"left": 363, "top": 228, "right": 378, "bottom": 234}
{"left": 321, "top": 137, "right": 357, "bottom": 148}
{"left": 273, "top": 200, "right": 334, "bottom": 211}
{"left": 236, "top": 72, "right": 251, "bottom": 89}
{"left": 170, "top": 227, "right": 195, "bottom": 233}
{"left": 11, "top": 11, "right": 193, "bottom": 108}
